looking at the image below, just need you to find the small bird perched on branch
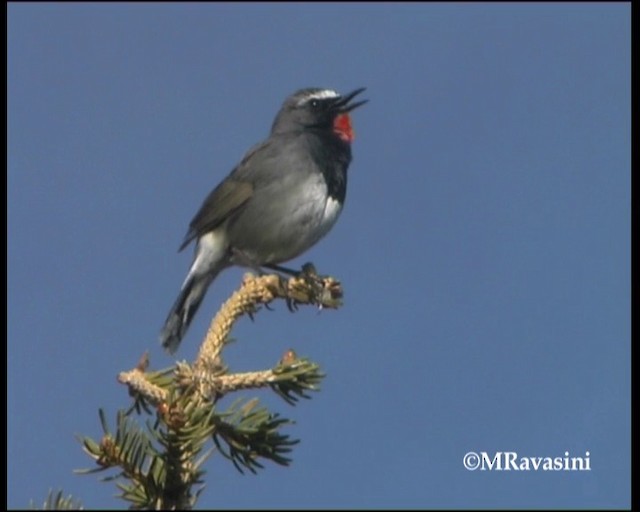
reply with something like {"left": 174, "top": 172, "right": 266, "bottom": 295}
{"left": 160, "top": 87, "right": 368, "bottom": 354}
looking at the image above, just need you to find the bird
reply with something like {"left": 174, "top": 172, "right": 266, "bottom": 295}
{"left": 160, "top": 87, "right": 368, "bottom": 353}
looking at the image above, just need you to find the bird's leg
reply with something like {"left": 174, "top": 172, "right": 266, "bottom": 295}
{"left": 231, "top": 251, "right": 317, "bottom": 280}
{"left": 231, "top": 249, "right": 295, "bottom": 278}
{"left": 263, "top": 263, "right": 300, "bottom": 276}
{"left": 264, "top": 262, "right": 319, "bottom": 279}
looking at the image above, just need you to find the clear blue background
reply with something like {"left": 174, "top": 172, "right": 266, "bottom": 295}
{"left": 8, "top": 3, "right": 630, "bottom": 509}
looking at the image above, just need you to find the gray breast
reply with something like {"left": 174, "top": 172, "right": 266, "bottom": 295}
{"left": 226, "top": 172, "right": 341, "bottom": 264}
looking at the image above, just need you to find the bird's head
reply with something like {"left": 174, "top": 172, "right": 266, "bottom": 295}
{"left": 271, "top": 87, "right": 368, "bottom": 142}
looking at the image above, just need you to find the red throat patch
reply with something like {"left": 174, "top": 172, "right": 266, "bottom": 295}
{"left": 333, "top": 113, "right": 355, "bottom": 143}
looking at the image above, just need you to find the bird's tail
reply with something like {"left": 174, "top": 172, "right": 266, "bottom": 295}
{"left": 160, "top": 272, "right": 217, "bottom": 354}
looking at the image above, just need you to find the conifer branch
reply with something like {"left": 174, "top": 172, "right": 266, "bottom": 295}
{"left": 75, "top": 268, "right": 342, "bottom": 508}
{"left": 31, "top": 489, "right": 83, "bottom": 510}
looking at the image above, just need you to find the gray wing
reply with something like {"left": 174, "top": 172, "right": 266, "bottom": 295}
{"left": 178, "top": 141, "right": 272, "bottom": 251}
{"left": 179, "top": 178, "right": 253, "bottom": 250}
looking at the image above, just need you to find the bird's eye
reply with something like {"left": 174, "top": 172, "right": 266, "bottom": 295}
{"left": 309, "top": 100, "right": 320, "bottom": 108}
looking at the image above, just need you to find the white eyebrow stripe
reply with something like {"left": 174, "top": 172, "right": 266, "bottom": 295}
{"left": 298, "top": 89, "right": 340, "bottom": 105}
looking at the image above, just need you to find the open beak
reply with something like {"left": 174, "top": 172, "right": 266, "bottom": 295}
{"left": 332, "top": 87, "right": 368, "bottom": 113}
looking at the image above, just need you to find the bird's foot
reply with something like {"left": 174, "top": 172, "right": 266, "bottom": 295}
{"left": 231, "top": 251, "right": 341, "bottom": 311}
{"left": 279, "top": 262, "right": 342, "bottom": 312}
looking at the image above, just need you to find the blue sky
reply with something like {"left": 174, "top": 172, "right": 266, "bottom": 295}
{"left": 7, "top": 3, "right": 630, "bottom": 509}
